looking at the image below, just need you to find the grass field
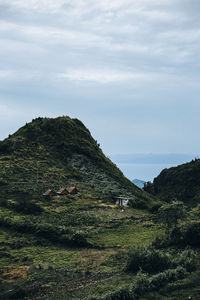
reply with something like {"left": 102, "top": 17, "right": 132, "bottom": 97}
{"left": 0, "top": 194, "right": 166, "bottom": 299}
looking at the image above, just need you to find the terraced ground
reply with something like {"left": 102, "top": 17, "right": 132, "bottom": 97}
{"left": 0, "top": 193, "right": 163, "bottom": 299}
{"left": 1, "top": 194, "right": 200, "bottom": 300}
{"left": 0, "top": 117, "right": 200, "bottom": 299}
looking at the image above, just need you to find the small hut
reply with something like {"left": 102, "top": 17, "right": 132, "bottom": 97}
{"left": 57, "top": 188, "right": 69, "bottom": 196}
{"left": 43, "top": 189, "right": 56, "bottom": 197}
{"left": 68, "top": 186, "right": 78, "bottom": 194}
{"left": 114, "top": 197, "right": 129, "bottom": 207}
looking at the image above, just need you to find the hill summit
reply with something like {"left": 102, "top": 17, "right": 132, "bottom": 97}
{"left": 0, "top": 116, "right": 153, "bottom": 206}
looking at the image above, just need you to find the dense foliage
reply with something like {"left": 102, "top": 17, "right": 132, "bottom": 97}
{"left": 144, "top": 158, "right": 200, "bottom": 205}
{"left": 125, "top": 246, "right": 171, "bottom": 274}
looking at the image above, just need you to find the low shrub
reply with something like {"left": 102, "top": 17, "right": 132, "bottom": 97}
{"left": 129, "top": 199, "right": 148, "bottom": 210}
{"left": 88, "top": 289, "right": 134, "bottom": 300}
{"left": 0, "top": 216, "right": 90, "bottom": 247}
{"left": 152, "top": 236, "right": 171, "bottom": 248}
{"left": 88, "top": 264, "right": 190, "bottom": 300}
{"left": 172, "top": 248, "right": 197, "bottom": 272}
{"left": 154, "top": 221, "right": 200, "bottom": 248}
{"left": 133, "top": 271, "right": 150, "bottom": 296}
{"left": 125, "top": 246, "right": 171, "bottom": 274}
{"left": 132, "top": 266, "right": 187, "bottom": 297}
{"left": 182, "top": 222, "right": 200, "bottom": 247}
{"left": 150, "top": 203, "right": 161, "bottom": 213}
{"left": 0, "top": 198, "right": 8, "bottom": 208}
{"left": 13, "top": 199, "right": 43, "bottom": 215}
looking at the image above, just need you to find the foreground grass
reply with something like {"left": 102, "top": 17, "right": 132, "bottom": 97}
{"left": 1, "top": 195, "right": 198, "bottom": 300}
{"left": 0, "top": 195, "right": 164, "bottom": 298}
{"left": 141, "top": 269, "right": 200, "bottom": 300}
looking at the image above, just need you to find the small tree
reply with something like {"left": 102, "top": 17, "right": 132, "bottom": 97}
{"left": 158, "top": 201, "right": 185, "bottom": 235}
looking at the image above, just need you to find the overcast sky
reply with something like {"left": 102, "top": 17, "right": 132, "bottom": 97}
{"left": 0, "top": 0, "right": 200, "bottom": 155}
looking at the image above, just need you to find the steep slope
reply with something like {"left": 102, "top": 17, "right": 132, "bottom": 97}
{"left": 144, "top": 158, "right": 200, "bottom": 205}
{"left": 0, "top": 116, "right": 153, "bottom": 204}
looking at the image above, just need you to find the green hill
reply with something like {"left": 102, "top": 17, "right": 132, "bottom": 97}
{"left": 144, "top": 158, "right": 200, "bottom": 205}
{"left": 0, "top": 116, "right": 153, "bottom": 204}
{"left": 2, "top": 117, "right": 199, "bottom": 300}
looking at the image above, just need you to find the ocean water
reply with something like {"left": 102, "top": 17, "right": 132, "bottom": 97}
{"left": 116, "top": 163, "right": 176, "bottom": 182}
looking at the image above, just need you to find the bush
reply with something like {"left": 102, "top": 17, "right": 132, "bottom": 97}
{"left": 132, "top": 267, "right": 187, "bottom": 297}
{"left": 125, "top": 246, "right": 171, "bottom": 274}
{"left": 0, "top": 216, "right": 90, "bottom": 247}
{"left": 89, "top": 262, "right": 190, "bottom": 300}
{"left": 183, "top": 222, "right": 200, "bottom": 246}
{"left": 88, "top": 289, "right": 134, "bottom": 300}
{"left": 152, "top": 236, "right": 171, "bottom": 249}
{"left": 150, "top": 266, "right": 186, "bottom": 287}
{"left": 13, "top": 199, "right": 43, "bottom": 215}
{"left": 150, "top": 203, "right": 161, "bottom": 213}
{"left": 133, "top": 271, "right": 150, "bottom": 296}
{"left": 157, "top": 201, "right": 185, "bottom": 233}
{"left": 0, "top": 198, "right": 8, "bottom": 208}
{"left": 172, "top": 248, "right": 197, "bottom": 272}
{"left": 129, "top": 199, "right": 148, "bottom": 210}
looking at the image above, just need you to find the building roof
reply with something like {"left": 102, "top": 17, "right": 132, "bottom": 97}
{"left": 68, "top": 186, "right": 77, "bottom": 192}
{"left": 57, "top": 188, "right": 69, "bottom": 194}
{"left": 43, "top": 189, "right": 56, "bottom": 196}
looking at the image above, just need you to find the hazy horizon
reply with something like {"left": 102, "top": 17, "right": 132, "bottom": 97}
{"left": 115, "top": 163, "right": 175, "bottom": 182}
{"left": 110, "top": 152, "right": 197, "bottom": 181}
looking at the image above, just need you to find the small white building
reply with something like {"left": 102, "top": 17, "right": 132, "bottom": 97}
{"left": 115, "top": 197, "right": 129, "bottom": 207}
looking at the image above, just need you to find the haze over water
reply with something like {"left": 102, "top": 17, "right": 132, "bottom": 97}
{"left": 116, "top": 163, "right": 174, "bottom": 182}
{"left": 110, "top": 153, "right": 198, "bottom": 182}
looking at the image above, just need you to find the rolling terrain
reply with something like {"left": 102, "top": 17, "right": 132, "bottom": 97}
{"left": 0, "top": 117, "right": 200, "bottom": 300}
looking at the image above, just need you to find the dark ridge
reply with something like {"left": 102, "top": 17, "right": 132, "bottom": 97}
{"left": 144, "top": 158, "right": 200, "bottom": 205}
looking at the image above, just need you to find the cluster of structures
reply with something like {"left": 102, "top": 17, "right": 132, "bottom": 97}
{"left": 43, "top": 187, "right": 129, "bottom": 207}
{"left": 43, "top": 186, "right": 78, "bottom": 198}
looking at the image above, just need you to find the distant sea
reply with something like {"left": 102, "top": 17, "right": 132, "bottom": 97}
{"left": 116, "top": 163, "right": 175, "bottom": 182}
{"left": 110, "top": 154, "right": 197, "bottom": 182}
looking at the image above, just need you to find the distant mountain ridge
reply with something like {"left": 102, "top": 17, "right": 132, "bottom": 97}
{"left": 132, "top": 179, "right": 146, "bottom": 189}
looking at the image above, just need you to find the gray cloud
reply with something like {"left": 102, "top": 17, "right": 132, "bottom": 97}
{"left": 0, "top": 0, "right": 200, "bottom": 156}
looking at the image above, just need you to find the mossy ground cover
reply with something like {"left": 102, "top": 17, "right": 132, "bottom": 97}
{"left": 1, "top": 193, "right": 199, "bottom": 300}
{"left": 0, "top": 117, "right": 198, "bottom": 299}
{"left": 0, "top": 193, "right": 164, "bottom": 299}
{"left": 1, "top": 198, "right": 200, "bottom": 300}
{"left": 141, "top": 268, "right": 200, "bottom": 300}
{"left": 87, "top": 220, "right": 162, "bottom": 248}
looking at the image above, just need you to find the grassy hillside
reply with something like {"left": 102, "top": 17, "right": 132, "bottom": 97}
{"left": 1, "top": 116, "right": 200, "bottom": 299}
{"left": 1, "top": 194, "right": 200, "bottom": 300}
{"left": 0, "top": 116, "right": 154, "bottom": 205}
{"left": 144, "top": 158, "right": 200, "bottom": 205}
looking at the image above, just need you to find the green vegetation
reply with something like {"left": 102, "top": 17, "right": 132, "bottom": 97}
{"left": 125, "top": 246, "right": 172, "bottom": 274}
{"left": 144, "top": 158, "right": 200, "bottom": 205}
{"left": 157, "top": 201, "right": 185, "bottom": 234}
{"left": 0, "top": 117, "right": 153, "bottom": 201}
{"left": 0, "top": 116, "right": 200, "bottom": 299}
{"left": 89, "top": 246, "right": 197, "bottom": 300}
{"left": 126, "top": 246, "right": 196, "bottom": 274}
